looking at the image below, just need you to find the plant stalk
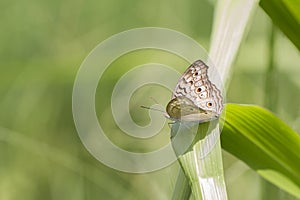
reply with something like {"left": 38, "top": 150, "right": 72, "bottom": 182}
{"left": 179, "top": 132, "right": 227, "bottom": 200}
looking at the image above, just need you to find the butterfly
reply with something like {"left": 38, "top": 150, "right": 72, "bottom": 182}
{"left": 166, "top": 60, "right": 223, "bottom": 122}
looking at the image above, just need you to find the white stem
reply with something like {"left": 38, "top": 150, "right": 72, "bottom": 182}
{"left": 193, "top": 128, "right": 227, "bottom": 200}
{"left": 209, "top": 0, "right": 259, "bottom": 83}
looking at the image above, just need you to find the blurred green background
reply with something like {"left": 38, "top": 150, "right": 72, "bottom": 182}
{"left": 0, "top": 0, "right": 299, "bottom": 199}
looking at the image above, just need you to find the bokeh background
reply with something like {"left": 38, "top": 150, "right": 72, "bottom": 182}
{"left": 1, "top": 0, "right": 299, "bottom": 199}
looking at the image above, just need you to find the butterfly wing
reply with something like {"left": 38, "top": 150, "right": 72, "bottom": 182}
{"left": 172, "top": 60, "right": 223, "bottom": 115}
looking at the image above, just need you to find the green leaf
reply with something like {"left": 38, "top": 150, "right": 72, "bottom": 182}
{"left": 171, "top": 121, "right": 227, "bottom": 200}
{"left": 260, "top": 0, "right": 300, "bottom": 50}
{"left": 221, "top": 104, "right": 300, "bottom": 198}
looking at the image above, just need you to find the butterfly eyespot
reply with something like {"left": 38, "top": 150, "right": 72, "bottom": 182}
{"left": 194, "top": 72, "right": 199, "bottom": 76}
{"left": 200, "top": 92, "right": 207, "bottom": 98}
{"left": 207, "top": 102, "right": 213, "bottom": 107}
{"left": 196, "top": 87, "right": 202, "bottom": 93}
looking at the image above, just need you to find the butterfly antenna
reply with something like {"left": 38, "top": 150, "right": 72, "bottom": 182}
{"left": 149, "top": 96, "right": 159, "bottom": 104}
{"left": 140, "top": 105, "right": 165, "bottom": 114}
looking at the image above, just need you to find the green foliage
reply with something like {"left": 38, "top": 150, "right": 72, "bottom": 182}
{"left": 260, "top": 0, "right": 300, "bottom": 50}
{"left": 221, "top": 104, "right": 300, "bottom": 198}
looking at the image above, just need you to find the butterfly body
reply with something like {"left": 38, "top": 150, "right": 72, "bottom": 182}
{"left": 166, "top": 96, "right": 218, "bottom": 122}
{"left": 166, "top": 60, "right": 223, "bottom": 122}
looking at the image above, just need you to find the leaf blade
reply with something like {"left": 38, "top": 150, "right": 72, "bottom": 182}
{"left": 260, "top": 0, "right": 300, "bottom": 50}
{"left": 221, "top": 104, "right": 300, "bottom": 198}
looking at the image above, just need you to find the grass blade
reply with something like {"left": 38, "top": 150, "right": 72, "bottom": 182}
{"left": 221, "top": 104, "right": 300, "bottom": 198}
{"left": 260, "top": 0, "right": 300, "bottom": 51}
